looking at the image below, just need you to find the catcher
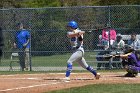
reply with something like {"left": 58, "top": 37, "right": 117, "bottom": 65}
{"left": 120, "top": 48, "right": 140, "bottom": 77}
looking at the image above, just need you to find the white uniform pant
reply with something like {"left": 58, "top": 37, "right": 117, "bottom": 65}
{"left": 67, "top": 48, "right": 88, "bottom": 69}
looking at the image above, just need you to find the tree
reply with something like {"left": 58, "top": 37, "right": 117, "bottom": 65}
{"left": 0, "top": 0, "right": 22, "bottom": 8}
{"left": 22, "top": 0, "right": 61, "bottom": 8}
{"left": 98, "top": 0, "right": 140, "bottom": 5}
{"left": 1, "top": 0, "right": 140, "bottom": 8}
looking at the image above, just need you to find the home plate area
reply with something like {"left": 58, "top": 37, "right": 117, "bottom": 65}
{"left": 0, "top": 72, "right": 140, "bottom": 93}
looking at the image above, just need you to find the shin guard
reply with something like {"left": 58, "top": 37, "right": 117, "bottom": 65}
{"left": 66, "top": 63, "right": 72, "bottom": 77}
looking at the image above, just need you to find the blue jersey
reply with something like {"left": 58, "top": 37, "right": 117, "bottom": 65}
{"left": 15, "top": 29, "right": 30, "bottom": 49}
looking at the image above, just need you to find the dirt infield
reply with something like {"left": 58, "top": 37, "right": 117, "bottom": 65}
{"left": 0, "top": 72, "right": 140, "bottom": 93}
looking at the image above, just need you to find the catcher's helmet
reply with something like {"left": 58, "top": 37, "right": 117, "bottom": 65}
{"left": 124, "top": 45, "right": 135, "bottom": 54}
{"left": 67, "top": 21, "right": 78, "bottom": 29}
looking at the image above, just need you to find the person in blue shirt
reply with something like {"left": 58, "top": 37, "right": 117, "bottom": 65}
{"left": 128, "top": 33, "right": 140, "bottom": 50}
{"left": 14, "top": 23, "right": 30, "bottom": 71}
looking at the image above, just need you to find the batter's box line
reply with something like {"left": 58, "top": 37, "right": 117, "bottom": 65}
{"left": 43, "top": 78, "right": 94, "bottom": 80}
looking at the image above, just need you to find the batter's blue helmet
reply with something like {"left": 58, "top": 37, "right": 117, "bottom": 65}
{"left": 67, "top": 21, "right": 78, "bottom": 29}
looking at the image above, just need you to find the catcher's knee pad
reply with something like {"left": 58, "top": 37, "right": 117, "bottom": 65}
{"left": 127, "top": 65, "right": 138, "bottom": 74}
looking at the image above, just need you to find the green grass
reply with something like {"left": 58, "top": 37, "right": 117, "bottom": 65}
{"left": 0, "top": 52, "right": 97, "bottom": 67}
{"left": 0, "top": 71, "right": 46, "bottom": 75}
{"left": 0, "top": 69, "right": 125, "bottom": 74}
{"left": 0, "top": 71, "right": 70, "bottom": 75}
{"left": 46, "top": 84, "right": 140, "bottom": 93}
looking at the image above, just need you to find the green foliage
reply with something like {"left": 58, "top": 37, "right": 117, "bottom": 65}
{"left": 22, "top": 0, "right": 61, "bottom": 8}
{"left": 1, "top": 0, "right": 140, "bottom": 8}
{"left": 110, "top": 6, "right": 140, "bottom": 29}
{"left": 98, "top": 0, "right": 140, "bottom": 5}
{"left": 47, "top": 84, "right": 140, "bottom": 93}
{"left": 0, "top": 0, "right": 22, "bottom": 8}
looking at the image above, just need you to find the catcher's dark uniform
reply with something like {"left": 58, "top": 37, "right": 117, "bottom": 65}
{"left": 0, "top": 27, "right": 4, "bottom": 57}
{"left": 122, "top": 51, "right": 140, "bottom": 77}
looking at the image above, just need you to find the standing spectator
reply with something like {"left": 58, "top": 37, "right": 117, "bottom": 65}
{"left": 0, "top": 27, "right": 4, "bottom": 58}
{"left": 14, "top": 23, "right": 30, "bottom": 71}
{"left": 101, "top": 24, "right": 116, "bottom": 50}
{"left": 128, "top": 33, "right": 140, "bottom": 50}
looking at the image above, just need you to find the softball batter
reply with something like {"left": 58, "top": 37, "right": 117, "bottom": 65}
{"left": 64, "top": 21, "right": 100, "bottom": 81}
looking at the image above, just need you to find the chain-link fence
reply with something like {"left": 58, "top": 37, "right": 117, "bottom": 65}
{"left": 0, "top": 5, "right": 140, "bottom": 71}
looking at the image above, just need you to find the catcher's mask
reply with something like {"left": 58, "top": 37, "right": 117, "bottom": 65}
{"left": 124, "top": 45, "right": 135, "bottom": 54}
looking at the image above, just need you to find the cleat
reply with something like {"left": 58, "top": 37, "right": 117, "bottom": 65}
{"left": 95, "top": 73, "right": 100, "bottom": 79}
{"left": 62, "top": 77, "right": 70, "bottom": 82}
{"left": 124, "top": 72, "right": 136, "bottom": 77}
